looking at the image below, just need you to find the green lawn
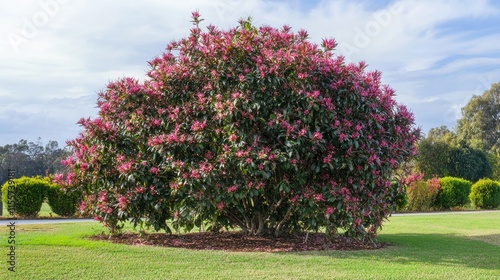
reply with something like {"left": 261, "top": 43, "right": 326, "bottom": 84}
{"left": 0, "top": 212, "right": 499, "bottom": 279}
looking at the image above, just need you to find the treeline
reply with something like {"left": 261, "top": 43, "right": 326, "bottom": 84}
{"left": 415, "top": 82, "right": 500, "bottom": 182}
{"left": 0, "top": 138, "right": 70, "bottom": 185}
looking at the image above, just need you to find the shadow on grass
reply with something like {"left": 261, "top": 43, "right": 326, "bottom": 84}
{"left": 287, "top": 233, "right": 500, "bottom": 271}
{"left": 466, "top": 233, "right": 500, "bottom": 246}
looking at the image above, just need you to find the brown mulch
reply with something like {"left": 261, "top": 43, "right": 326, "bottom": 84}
{"left": 90, "top": 231, "right": 388, "bottom": 252}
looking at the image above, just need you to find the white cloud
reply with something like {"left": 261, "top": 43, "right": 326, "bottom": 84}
{"left": 1, "top": 0, "right": 500, "bottom": 145}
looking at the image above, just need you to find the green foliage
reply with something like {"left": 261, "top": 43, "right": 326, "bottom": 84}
{"left": 447, "top": 145, "right": 492, "bottom": 182}
{"left": 1, "top": 176, "right": 49, "bottom": 217}
{"left": 0, "top": 139, "right": 69, "bottom": 185}
{"left": 469, "top": 179, "right": 500, "bottom": 209}
{"left": 415, "top": 137, "right": 452, "bottom": 179}
{"left": 46, "top": 182, "right": 81, "bottom": 217}
{"left": 457, "top": 82, "right": 500, "bottom": 152}
{"left": 416, "top": 130, "right": 492, "bottom": 182}
{"left": 486, "top": 152, "right": 500, "bottom": 181}
{"left": 404, "top": 174, "right": 440, "bottom": 212}
{"left": 434, "top": 177, "right": 472, "bottom": 209}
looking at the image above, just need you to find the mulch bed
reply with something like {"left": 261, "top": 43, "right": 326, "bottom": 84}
{"left": 90, "top": 231, "right": 388, "bottom": 252}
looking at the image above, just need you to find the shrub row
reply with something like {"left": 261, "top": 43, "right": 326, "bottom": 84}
{"left": 470, "top": 179, "right": 500, "bottom": 209}
{"left": 401, "top": 175, "right": 500, "bottom": 212}
{"left": 1, "top": 176, "right": 81, "bottom": 217}
{"left": 435, "top": 177, "right": 472, "bottom": 209}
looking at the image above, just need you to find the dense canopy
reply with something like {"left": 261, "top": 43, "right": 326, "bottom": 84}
{"left": 59, "top": 13, "right": 419, "bottom": 240}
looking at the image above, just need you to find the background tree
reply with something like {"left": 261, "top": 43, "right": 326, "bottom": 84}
{"left": 415, "top": 126, "right": 491, "bottom": 182}
{"left": 447, "top": 144, "right": 492, "bottom": 182}
{"left": 457, "top": 82, "right": 500, "bottom": 152}
{"left": 415, "top": 126, "right": 455, "bottom": 179}
{"left": 456, "top": 82, "right": 500, "bottom": 179}
{"left": 0, "top": 139, "right": 69, "bottom": 184}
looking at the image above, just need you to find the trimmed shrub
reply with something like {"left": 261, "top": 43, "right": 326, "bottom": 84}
{"left": 404, "top": 173, "right": 440, "bottom": 212}
{"left": 47, "top": 183, "right": 81, "bottom": 217}
{"left": 58, "top": 13, "right": 419, "bottom": 239}
{"left": 434, "top": 177, "right": 472, "bottom": 209}
{"left": 469, "top": 179, "right": 500, "bottom": 209}
{"left": 1, "top": 176, "right": 49, "bottom": 217}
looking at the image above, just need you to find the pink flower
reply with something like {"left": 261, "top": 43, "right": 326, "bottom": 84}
{"left": 227, "top": 185, "right": 237, "bottom": 193}
{"left": 190, "top": 120, "right": 207, "bottom": 132}
{"left": 321, "top": 38, "right": 337, "bottom": 50}
{"left": 149, "top": 167, "right": 160, "bottom": 175}
{"left": 148, "top": 135, "right": 166, "bottom": 146}
{"left": 170, "top": 183, "right": 179, "bottom": 190}
{"left": 325, "top": 207, "right": 334, "bottom": 215}
{"left": 61, "top": 156, "right": 74, "bottom": 166}
{"left": 98, "top": 190, "right": 107, "bottom": 201}
{"left": 136, "top": 186, "right": 145, "bottom": 193}
{"left": 80, "top": 163, "right": 88, "bottom": 172}
{"left": 339, "top": 133, "right": 346, "bottom": 142}
{"left": 228, "top": 134, "right": 238, "bottom": 142}
{"left": 53, "top": 173, "right": 64, "bottom": 184}
{"left": 117, "top": 162, "right": 133, "bottom": 174}
{"left": 323, "top": 154, "right": 332, "bottom": 164}
{"left": 217, "top": 202, "right": 224, "bottom": 211}
{"left": 312, "top": 131, "right": 323, "bottom": 141}
{"left": 118, "top": 196, "right": 127, "bottom": 209}
{"left": 190, "top": 170, "right": 201, "bottom": 179}
{"left": 151, "top": 119, "right": 161, "bottom": 127}
{"left": 313, "top": 194, "right": 324, "bottom": 201}
{"left": 79, "top": 201, "right": 87, "bottom": 212}
{"left": 66, "top": 172, "right": 75, "bottom": 185}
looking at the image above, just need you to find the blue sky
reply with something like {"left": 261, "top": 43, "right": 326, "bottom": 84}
{"left": 1, "top": 0, "right": 500, "bottom": 146}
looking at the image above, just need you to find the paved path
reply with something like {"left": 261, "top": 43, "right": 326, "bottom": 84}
{"left": 0, "top": 218, "right": 94, "bottom": 225}
{"left": 0, "top": 210, "right": 498, "bottom": 225}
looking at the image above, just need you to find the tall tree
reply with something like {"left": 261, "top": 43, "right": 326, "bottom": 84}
{"left": 415, "top": 126, "right": 492, "bottom": 181}
{"left": 415, "top": 126, "right": 455, "bottom": 179}
{"left": 0, "top": 139, "right": 69, "bottom": 184}
{"left": 457, "top": 82, "right": 500, "bottom": 152}
{"left": 448, "top": 144, "right": 492, "bottom": 182}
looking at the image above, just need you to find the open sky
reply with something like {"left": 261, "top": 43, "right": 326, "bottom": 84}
{"left": 1, "top": 0, "right": 500, "bottom": 147}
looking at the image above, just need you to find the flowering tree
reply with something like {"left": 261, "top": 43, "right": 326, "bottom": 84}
{"left": 59, "top": 13, "right": 419, "bottom": 240}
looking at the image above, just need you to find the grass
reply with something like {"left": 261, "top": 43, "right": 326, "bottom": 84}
{"left": 0, "top": 212, "right": 499, "bottom": 279}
